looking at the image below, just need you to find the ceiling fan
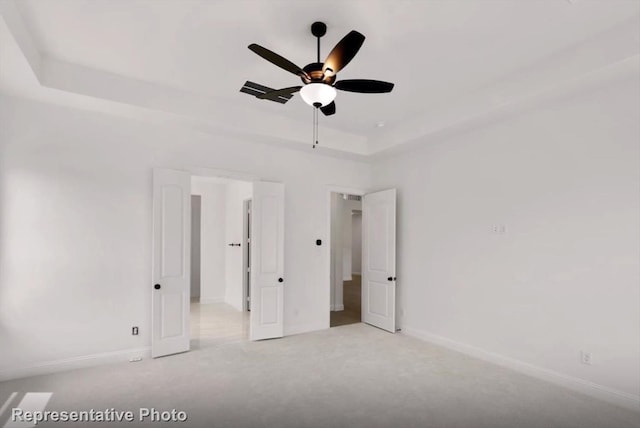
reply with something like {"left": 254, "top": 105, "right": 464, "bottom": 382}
{"left": 240, "top": 21, "right": 394, "bottom": 146}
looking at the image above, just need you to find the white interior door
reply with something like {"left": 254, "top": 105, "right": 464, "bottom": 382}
{"left": 250, "top": 181, "right": 284, "bottom": 340}
{"left": 151, "top": 168, "right": 191, "bottom": 357}
{"left": 362, "top": 188, "right": 397, "bottom": 333}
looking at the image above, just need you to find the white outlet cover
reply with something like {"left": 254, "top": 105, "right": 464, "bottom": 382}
{"left": 581, "top": 351, "right": 592, "bottom": 365}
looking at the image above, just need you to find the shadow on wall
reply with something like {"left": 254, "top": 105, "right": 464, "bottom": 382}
{"left": 0, "top": 159, "right": 5, "bottom": 341}
{"left": 0, "top": 168, "right": 40, "bottom": 372}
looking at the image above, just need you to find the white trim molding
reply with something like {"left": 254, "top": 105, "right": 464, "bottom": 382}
{"left": 402, "top": 326, "right": 640, "bottom": 413}
{"left": 0, "top": 347, "right": 151, "bottom": 382}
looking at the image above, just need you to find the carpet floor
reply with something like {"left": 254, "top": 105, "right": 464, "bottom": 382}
{"left": 0, "top": 323, "right": 638, "bottom": 428}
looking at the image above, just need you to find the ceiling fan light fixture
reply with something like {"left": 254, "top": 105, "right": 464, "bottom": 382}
{"left": 300, "top": 83, "right": 336, "bottom": 107}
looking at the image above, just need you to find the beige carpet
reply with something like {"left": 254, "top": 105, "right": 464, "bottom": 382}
{"left": 330, "top": 274, "right": 362, "bottom": 327}
{"left": 1, "top": 323, "right": 637, "bottom": 428}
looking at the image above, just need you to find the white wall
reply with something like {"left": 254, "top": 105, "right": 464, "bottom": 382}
{"left": 224, "top": 180, "right": 252, "bottom": 311}
{"left": 351, "top": 212, "right": 362, "bottom": 275}
{"left": 372, "top": 74, "right": 640, "bottom": 400}
{"left": 0, "top": 95, "right": 371, "bottom": 378}
{"left": 191, "top": 178, "right": 226, "bottom": 303}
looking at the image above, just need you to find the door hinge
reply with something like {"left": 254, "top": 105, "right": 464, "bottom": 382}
{"left": 247, "top": 267, "right": 251, "bottom": 273}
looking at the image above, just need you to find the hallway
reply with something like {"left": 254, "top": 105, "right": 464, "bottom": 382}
{"left": 190, "top": 300, "right": 249, "bottom": 348}
{"left": 330, "top": 275, "right": 361, "bottom": 327}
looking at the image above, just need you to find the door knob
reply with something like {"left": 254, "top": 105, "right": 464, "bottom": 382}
{"left": 278, "top": 278, "right": 284, "bottom": 283}
{"left": 154, "top": 284, "right": 161, "bottom": 290}
{"left": 387, "top": 277, "right": 393, "bottom": 281}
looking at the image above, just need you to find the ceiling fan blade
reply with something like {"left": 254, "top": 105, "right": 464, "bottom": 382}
{"left": 320, "top": 101, "right": 336, "bottom": 116}
{"left": 335, "top": 79, "right": 394, "bottom": 93}
{"left": 323, "top": 31, "right": 365, "bottom": 75}
{"left": 257, "top": 86, "right": 302, "bottom": 100}
{"left": 248, "top": 44, "right": 308, "bottom": 78}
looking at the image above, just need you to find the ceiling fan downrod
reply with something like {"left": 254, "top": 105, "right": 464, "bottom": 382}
{"left": 311, "top": 22, "right": 326, "bottom": 149}
{"left": 311, "top": 21, "right": 326, "bottom": 63}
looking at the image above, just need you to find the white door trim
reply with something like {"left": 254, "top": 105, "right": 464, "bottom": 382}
{"left": 242, "top": 198, "right": 252, "bottom": 312}
{"left": 151, "top": 169, "right": 281, "bottom": 355}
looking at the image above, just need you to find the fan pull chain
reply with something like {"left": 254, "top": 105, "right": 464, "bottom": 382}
{"left": 312, "top": 107, "right": 319, "bottom": 149}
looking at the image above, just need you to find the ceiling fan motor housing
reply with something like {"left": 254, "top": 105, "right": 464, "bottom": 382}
{"left": 301, "top": 62, "right": 336, "bottom": 85}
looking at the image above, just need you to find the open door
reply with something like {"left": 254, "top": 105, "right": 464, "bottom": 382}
{"left": 151, "top": 168, "right": 191, "bottom": 357}
{"left": 362, "top": 188, "right": 397, "bottom": 333}
{"left": 250, "top": 181, "right": 285, "bottom": 340}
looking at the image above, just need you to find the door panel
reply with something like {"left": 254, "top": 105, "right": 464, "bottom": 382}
{"left": 260, "top": 287, "right": 279, "bottom": 325}
{"left": 250, "top": 181, "right": 285, "bottom": 340}
{"left": 368, "top": 281, "right": 389, "bottom": 317}
{"left": 152, "top": 168, "right": 191, "bottom": 358}
{"left": 161, "top": 293, "right": 184, "bottom": 338}
{"left": 362, "top": 188, "right": 396, "bottom": 333}
{"left": 160, "top": 185, "right": 185, "bottom": 277}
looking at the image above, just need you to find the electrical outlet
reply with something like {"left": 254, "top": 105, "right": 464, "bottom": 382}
{"left": 132, "top": 326, "right": 139, "bottom": 336}
{"left": 581, "top": 351, "right": 592, "bottom": 365}
{"left": 491, "top": 224, "right": 507, "bottom": 234}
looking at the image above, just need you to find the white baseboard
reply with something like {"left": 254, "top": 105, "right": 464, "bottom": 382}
{"left": 329, "top": 304, "right": 345, "bottom": 311}
{"left": 199, "top": 297, "right": 224, "bottom": 304}
{"left": 0, "top": 347, "right": 151, "bottom": 382}
{"left": 402, "top": 326, "right": 640, "bottom": 412}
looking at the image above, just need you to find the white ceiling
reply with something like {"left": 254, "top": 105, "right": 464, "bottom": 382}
{"left": 1, "top": 0, "right": 639, "bottom": 156}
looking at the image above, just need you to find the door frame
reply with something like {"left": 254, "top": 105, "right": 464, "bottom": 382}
{"left": 151, "top": 167, "right": 260, "bottom": 357}
{"left": 242, "top": 198, "right": 252, "bottom": 312}
{"left": 323, "top": 185, "right": 367, "bottom": 330}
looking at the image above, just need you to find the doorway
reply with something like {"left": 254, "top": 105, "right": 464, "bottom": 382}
{"left": 189, "top": 176, "right": 252, "bottom": 348}
{"left": 324, "top": 186, "right": 398, "bottom": 334}
{"left": 151, "top": 168, "right": 286, "bottom": 358}
{"left": 330, "top": 192, "right": 363, "bottom": 327}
